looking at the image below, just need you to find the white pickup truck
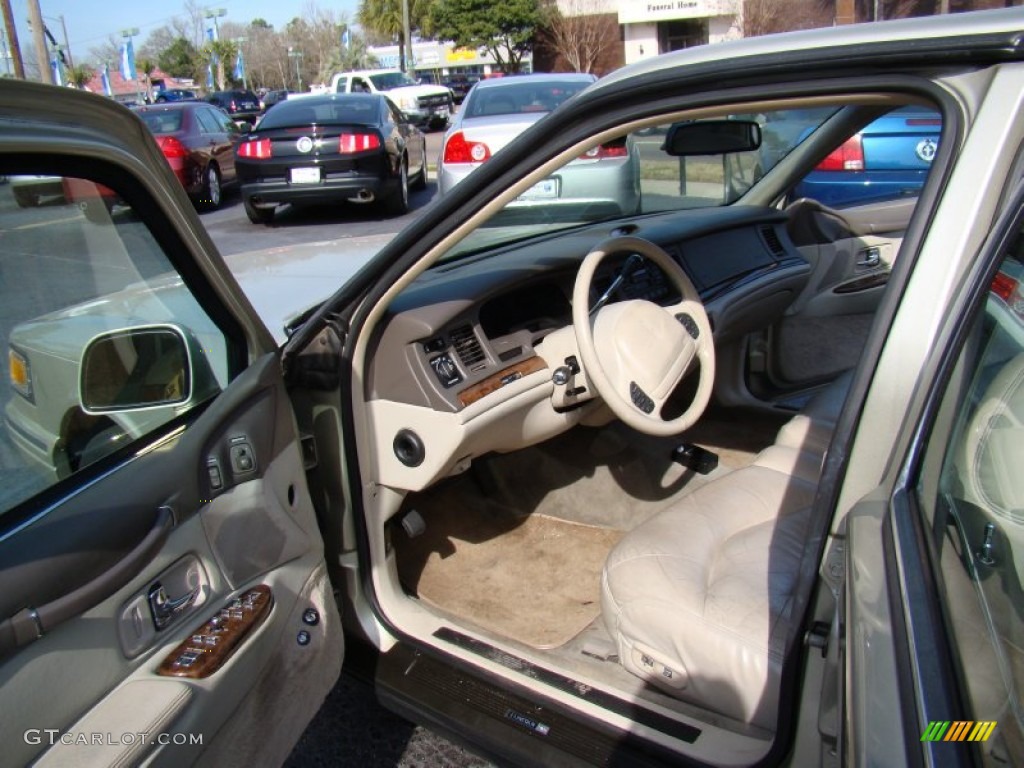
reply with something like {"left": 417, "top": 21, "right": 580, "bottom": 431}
{"left": 330, "top": 70, "right": 454, "bottom": 129}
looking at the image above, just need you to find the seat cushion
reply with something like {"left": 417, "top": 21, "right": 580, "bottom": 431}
{"left": 775, "top": 370, "right": 853, "bottom": 459}
{"left": 601, "top": 461, "right": 816, "bottom": 728}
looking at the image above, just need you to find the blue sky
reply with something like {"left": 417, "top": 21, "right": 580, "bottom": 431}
{"left": 9, "top": 1, "right": 358, "bottom": 61}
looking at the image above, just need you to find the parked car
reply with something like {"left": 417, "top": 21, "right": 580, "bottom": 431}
{"left": 154, "top": 88, "right": 197, "bottom": 103}
{"left": 235, "top": 92, "right": 426, "bottom": 225}
{"left": 330, "top": 69, "right": 454, "bottom": 129}
{"left": 789, "top": 105, "right": 942, "bottom": 205}
{"left": 437, "top": 72, "right": 641, "bottom": 215}
{"left": 203, "top": 89, "right": 261, "bottom": 125}
{"left": 259, "top": 88, "right": 290, "bottom": 112}
{"left": 444, "top": 73, "right": 478, "bottom": 104}
{"left": 133, "top": 102, "right": 243, "bottom": 210}
{"left": 6, "top": 10, "right": 1024, "bottom": 768}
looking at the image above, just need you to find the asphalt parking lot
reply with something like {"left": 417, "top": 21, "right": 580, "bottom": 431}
{"left": 209, "top": 129, "right": 495, "bottom": 767}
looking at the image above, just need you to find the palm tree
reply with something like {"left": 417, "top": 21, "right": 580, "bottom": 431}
{"left": 356, "top": 0, "right": 431, "bottom": 71}
{"left": 66, "top": 64, "right": 96, "bottom": 90}
{"left": 203, "top": 40, "right": 238, "bottom": 91}
{"left": 135, "top": 57, "right": 157, "bottom": 101}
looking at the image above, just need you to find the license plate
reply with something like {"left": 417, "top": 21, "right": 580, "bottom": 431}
{"left": 518, "top": 179, "right": 557, "bottom": 200}
{"left": 290, "top": 167, "right": 320, "bottom": 184}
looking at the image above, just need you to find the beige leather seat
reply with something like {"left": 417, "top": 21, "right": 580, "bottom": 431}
{"left": 601, "top": 374, "right": 851, "bottom": 728}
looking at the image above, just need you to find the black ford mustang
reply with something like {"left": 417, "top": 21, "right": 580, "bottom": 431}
{"left": 236, "top": 92, "right": 427, "bottom": 225}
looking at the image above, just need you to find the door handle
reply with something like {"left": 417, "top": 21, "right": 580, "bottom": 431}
{"left": 856, "top": 246, "right": 881, "bottom": 268}
{"left": 0, "top": 506, "right": 173, "bottom": 660}
{"left": 148, "top": 581, "right": 200, "bottom": 630}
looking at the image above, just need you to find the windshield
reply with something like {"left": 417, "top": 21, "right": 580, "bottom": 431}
{"left": 369, "top": 72, "right": 419, "bottom": 90}
{"left": 464, "top": 80, "right": 594, "bottom": 118}
{"left": 442, "top": 106, "right": 840, "bottom": 261}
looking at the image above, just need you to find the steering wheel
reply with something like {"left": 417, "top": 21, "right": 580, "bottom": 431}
{"left": 572, "top": 236, "right": 715, "bottom": 436}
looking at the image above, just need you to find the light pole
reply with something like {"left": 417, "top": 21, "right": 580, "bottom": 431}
{"left": 288, "top": 47, "right": 303, "bottom": 93}
{"left": 233, "top": 36, "right": 247, "bottom": 90}
{"left": 204, "top": 8, "right": 227, "bottom": 41}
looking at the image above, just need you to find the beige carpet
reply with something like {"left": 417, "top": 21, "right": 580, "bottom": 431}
{"left": 396, "top": 495, "right": 623, "bottom": 649}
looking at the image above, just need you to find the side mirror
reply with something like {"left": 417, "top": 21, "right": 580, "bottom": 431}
{"left": 80, "top": 325, "right": 192, "bottom": 413}
{"left": 663, "top": 120, "right": 762, "bottom": 156}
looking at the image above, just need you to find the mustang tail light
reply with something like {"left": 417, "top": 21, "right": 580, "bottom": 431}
{"left": 443, "top": 131, "right": 491, "bottom": 164}
{"left": 238, "top": 138, "right": 273, "bottom": 159}
{"left": 155, "top": 136, "right": 188, "bottom": 159}
{"left": 816, "top": 134, "right": 864, "bottom": 171}
{"left": 338, "top": 132, "right": 382, "bottom": 154}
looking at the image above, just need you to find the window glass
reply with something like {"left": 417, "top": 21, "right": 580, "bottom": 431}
{"left": 194, "top": 108, "right": 221, "bottom": 135}
{"left": 0, "top": 173, "right": 230, "bottom": 514}
{"left": 916, "top": 229, "right": 1024, "bottom": 763}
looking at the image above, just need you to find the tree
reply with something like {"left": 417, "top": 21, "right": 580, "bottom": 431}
{"left": 357, "top": 0, "right": 432, "bottom": 70}
{"left": 540, "top": 0, "right": 616, "bottom": 73}
{"left": 135, "top": 56, "right": 157, "bottom": 100}
{"left": 158, "top": 37, "right": 200, "bottom": 80}
{"left": 67, "top": 64, "right": 95, "bottom": 89}
{"left": 430, "top": 0, "right": 542, "bottom": 73}
{"left": 203, "top": 39, "right": 238, "bottom": 91}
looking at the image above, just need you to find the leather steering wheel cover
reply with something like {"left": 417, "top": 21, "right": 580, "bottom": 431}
{"left": 573, "top": 236, "right": 715, "bottom": 436}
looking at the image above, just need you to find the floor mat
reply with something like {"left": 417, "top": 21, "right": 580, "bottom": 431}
{"left": 396, "top": 497, "right": 623, "bottom": 650}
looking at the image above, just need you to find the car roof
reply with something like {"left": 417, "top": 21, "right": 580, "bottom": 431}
{"left": 275, "top": 92, "right": 382, "bottom": 107}
{"left": 596, "top": 7, "right": 1024, "bottom": 92}
{"left": 135, "top": 102, "right": 207, "bottom": 112}
{"left": 472, "top": 73, "right": 597, "bottom": 91}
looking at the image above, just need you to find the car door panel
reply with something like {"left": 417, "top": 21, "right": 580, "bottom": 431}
{"left": 0, "top": 353, "right": 343, "bottom": 766}
{"left": 767, "top": 230, "right": 904, "bottom": 389}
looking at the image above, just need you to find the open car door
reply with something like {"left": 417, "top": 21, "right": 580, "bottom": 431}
{"left": 0, "top": 82, "right": 342, "bottom": 765}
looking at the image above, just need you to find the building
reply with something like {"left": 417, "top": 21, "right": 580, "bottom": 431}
{"left": 618, "top": 0, "right": 742, "bottom": 64}
{"left": 367, "top": 41, "right": 533, "bottom": 80}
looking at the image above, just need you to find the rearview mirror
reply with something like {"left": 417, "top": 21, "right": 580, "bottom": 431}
{"left": 80, "top": 325, "right": 192, "bottom": 413}
{"left": 663, "top": 120, "right": 761, "bottom": 156}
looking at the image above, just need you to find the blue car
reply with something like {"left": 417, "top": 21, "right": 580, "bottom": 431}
{"left": 791, "top": 105, "right": 941, "bottom": 206}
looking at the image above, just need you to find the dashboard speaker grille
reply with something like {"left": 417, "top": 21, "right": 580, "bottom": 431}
{"left": 450, "top": 325, "right": 485, "bottom": 368}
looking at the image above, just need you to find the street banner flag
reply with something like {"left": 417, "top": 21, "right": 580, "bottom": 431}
{"left": 206, "top": 62, "right": 214, "bottom": 89}
{"left": 101, "top": 63, "right": 112, "bottom": 96}
{"left": 234, "top": 48, "right": 244, "bottom": 80}
{"left": 120, "top": 39, "right": 136, "bottom": 81}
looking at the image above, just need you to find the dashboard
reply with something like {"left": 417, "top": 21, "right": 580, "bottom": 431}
{"left": 363, "top": 205, "right": 811, "bottom": 491}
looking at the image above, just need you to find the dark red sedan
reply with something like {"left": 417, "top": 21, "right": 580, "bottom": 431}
{"left": 133, "top": 102, "right": 243, "bottom": 210}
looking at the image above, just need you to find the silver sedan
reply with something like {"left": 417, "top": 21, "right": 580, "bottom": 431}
{"left": 437, "top": 73, "right": 641, "bottom": 216}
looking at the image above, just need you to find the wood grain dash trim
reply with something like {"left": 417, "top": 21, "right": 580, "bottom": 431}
{"left": 458, "top": 357, "right": 548, "bottom": 407}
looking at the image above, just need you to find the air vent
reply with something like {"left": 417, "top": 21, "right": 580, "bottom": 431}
{"left": 450, "top": 325, "right": 486, "bottom": 370}
{"left": 760, "top": 226, "right": 785, "bottom": 257}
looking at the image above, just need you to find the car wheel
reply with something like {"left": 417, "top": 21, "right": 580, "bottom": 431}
{"left": 385, "top": 159, "right": 409, "bottom": 216}
{"left": 244, "top": 197, "right": 275, "bottom": 225}
{"left": 411, "top": 143, "right": 428, "bottom": 191}
{"left": 201, "top": 164, "right": 222, "bottom": 210}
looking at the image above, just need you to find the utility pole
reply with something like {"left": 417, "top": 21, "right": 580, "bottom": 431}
{"left": 0, "top": 0, "right": 25, "bottom": 78}
{"left": 27, "top": 0, "right": 51, "bottom": 84}
{"left": 402, "top": 0, "right": 412, "bottom": 74}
